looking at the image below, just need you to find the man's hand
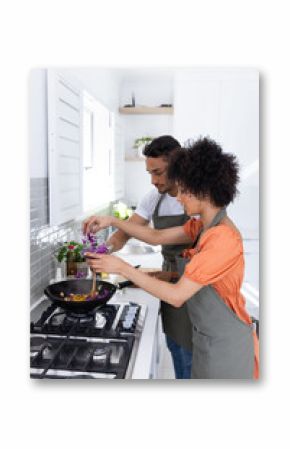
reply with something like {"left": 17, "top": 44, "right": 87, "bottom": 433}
{"left": 82, "top": 215, "right": 114, "bottom": 235}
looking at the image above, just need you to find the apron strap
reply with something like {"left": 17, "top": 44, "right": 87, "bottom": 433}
{"left": 207, "top": 207, "right": 227, "bottom": 228}
{"left": 152, "top": 193, "right": 165, "bottom": 219}
{"left": 192, "top": 207, "right": 227, "bottom": 249}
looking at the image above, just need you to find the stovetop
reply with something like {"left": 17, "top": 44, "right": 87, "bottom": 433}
{"left": 30, "top": 301, "right": 146, "bottom": 379}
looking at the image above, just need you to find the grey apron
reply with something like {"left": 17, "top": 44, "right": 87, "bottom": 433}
{"left": 152, "top": 194, "right": 192, "bottom": 351}
{"left": 176, "top": 209, "right": 254, "bottom": 379}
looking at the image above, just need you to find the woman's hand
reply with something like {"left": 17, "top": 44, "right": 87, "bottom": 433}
{"left": 85, "top": 252, "right": 128, "bottom": 275}
{"left": 85, "top": 253, "right": 202, "bottom": 308}
{"left": 82, "top": 215, "right": 114, "bottom": 235}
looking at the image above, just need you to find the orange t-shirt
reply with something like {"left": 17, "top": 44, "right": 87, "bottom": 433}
{"left": 183, "top": 218, "right": 259, "bottom": 379}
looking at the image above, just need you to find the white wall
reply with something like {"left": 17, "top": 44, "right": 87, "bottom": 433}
{"left": 120, "top": 76, "right": 174, "bottom": 205}
{"left": 120, "top": 78, "right": 174, "bottom": 158}
{"left": 28, "top": 69, "right": 48, "bottom": 178}
{"left": 124, "top": 160, "right": 152, "bottom": 207}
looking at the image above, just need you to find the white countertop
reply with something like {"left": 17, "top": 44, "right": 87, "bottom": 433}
{"left": 114, "top": 245, "right": 163, "bottom": 269}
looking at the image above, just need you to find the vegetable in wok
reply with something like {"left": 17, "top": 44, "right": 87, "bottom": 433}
{"left": 59, "top": 287, "right": 111, "bottom": 302}
{"left": 57, "top": 238, "right": 111, "bottom": 301}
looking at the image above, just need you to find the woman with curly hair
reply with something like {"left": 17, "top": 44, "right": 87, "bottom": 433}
{"left": 83, "top": 137, "right": 259, "bottom": 379}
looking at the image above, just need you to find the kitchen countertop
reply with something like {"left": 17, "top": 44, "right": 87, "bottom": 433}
{"left": 108, "top": 287, "right": 160, "bottom": 379}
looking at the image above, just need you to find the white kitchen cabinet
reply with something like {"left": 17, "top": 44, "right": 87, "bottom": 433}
{"left": 173, "top": 69, "right": 259, "bottom": 239}
{"left": 47, "top": 70, "right": 118, "bottom": 223}
{"left": 243, "top": 239, "right": 259, "bottom": 291}
{"left": 47, "top": 70, "right": 83, "bottom": 226}
{"left": 149, "top": 315, "right": 164, "bottom": 379}
{"left": 174, "top": 78, "right": 221, "bottom": 142}
{"left": 173, "top": 69, "right": 259, "bottom": 301}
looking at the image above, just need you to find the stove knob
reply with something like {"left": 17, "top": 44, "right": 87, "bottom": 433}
{"left": 128, "top": 308, "right": 137, "bottom": 316}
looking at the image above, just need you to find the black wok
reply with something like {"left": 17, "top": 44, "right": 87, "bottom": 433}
{"left": 44, "top": 278, "right": 133, "bottom": 314}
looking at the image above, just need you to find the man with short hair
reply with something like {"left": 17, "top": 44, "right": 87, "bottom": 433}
{"left": 86, "top": 136, "right": 192, "bottom": 378}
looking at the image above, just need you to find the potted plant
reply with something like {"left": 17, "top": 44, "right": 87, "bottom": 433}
{"left": 55, "top": 235, "right": 110, "bottom": 278}
{"left": 56, "top": 240, "right": 87, "bottom": 277}
{"left": 133, "top": 136, "right": 153, "bottom": 158}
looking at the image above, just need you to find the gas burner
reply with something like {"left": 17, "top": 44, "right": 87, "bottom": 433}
{"left": 95, "top": 312, "right": 107, "bottom": 329}
{"left": 48, "top": 311, "right": 67, "bottom": 326}
{"left": 92, "top": 347, "right": 109, "bottom": 364}
{"left": 65, "top": 312, "right": 95, "bottom": 324}
{"left": 30, "top": 336, "right": 51, "bottom": 358}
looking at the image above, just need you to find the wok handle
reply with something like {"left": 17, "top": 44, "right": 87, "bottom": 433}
{"left": 117, "top": 280, "right": 135, "bottom": 289}
{"left": 117, "top": 265, "right": 140, "bottom": 289}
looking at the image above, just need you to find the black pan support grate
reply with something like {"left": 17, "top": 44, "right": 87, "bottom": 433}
{"left": 30, "top": 336, "right": 135, "bottom": 379}
{"left": 31, "top": 304, "right": 120, "bottom": 339}
{"left": 30, "top": 301, "right": 142, "bottom": 379}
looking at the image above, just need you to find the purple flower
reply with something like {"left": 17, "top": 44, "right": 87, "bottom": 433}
{"left": 87, "top": 233, "right": 97, "bottom": 243}
{"left": 95, "top": 243, "right": 109, "bottom": 254}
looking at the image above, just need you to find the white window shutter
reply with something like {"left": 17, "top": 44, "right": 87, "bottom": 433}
{"left": 47, "top": 70, "right": 83, "bottom": 225}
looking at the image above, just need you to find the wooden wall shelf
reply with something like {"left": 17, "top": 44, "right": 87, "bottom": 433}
{"left": 125, "top": 156, "right": 145, "bottom": 161}
{"left": 119, "top": 106, "right": 173, "bottom": 115}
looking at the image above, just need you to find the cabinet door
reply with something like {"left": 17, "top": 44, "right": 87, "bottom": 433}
{"left": 220, "top": 77, "right": 259, "bottom": 238}
{"left": 173, "top": 70, "right": 259, "bottom": 238}
{"left": 47, "top": 70, "right": 83, "bottom": 226}
{"left": 173, "top": 77, "right": 221, "bottom": 143}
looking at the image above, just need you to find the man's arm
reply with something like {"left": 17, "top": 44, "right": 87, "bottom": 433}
{"left": 83, "top": 214, "right": 192, "bottom": 246}
{"left": 106, "top": 213, "right": 149, "bottom": 252}
{"left": 109, "top": 218, "right": 192, "bottom": 245}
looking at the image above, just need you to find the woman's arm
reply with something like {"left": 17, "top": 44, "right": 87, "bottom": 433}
{"left": 85, "top": 253, "right": 203, "bottom": 307}
{"left": 83, "top": 215, "right": 192, "bottom": 246}
{"left": 106, "top": 213, "right": 149, "bottom": 252}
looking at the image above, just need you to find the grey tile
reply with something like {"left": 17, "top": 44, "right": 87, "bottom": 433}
{"left": 30, "top": 179, "right": 112, "bottom": 304}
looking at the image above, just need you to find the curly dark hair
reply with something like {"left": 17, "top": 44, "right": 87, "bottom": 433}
{"left": 167, "top": 137, "right": 240, "bottom": 207}
{"left": 143, "top": 135, "right": 181, "bottom": 158}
